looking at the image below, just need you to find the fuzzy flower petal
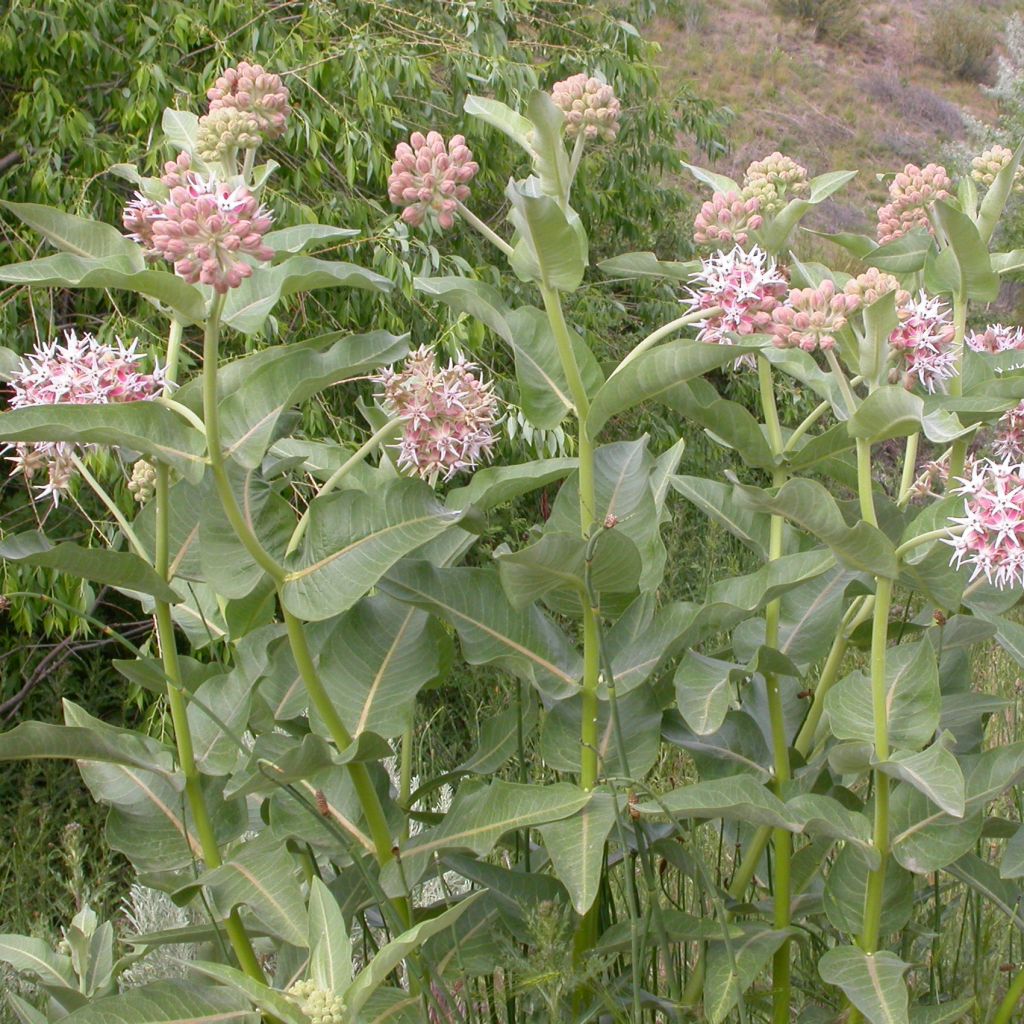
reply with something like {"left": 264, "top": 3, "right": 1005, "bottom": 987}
{"left": 5, "top": 330, "right": 164, "bottom": 503}
{"left": 888, "top": 292, "right": 958, "bottom": 393}
{"left": 686, "top": 245, "right": 788, "bottom": 369}
{"left": 947, "top": 458, "right": 1024, "bottom": 589}
{"left": 374, "top": 346, "right": 498, "bottom": 484}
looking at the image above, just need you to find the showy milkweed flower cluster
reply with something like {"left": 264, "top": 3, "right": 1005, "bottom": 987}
{"left": 550, "top": 74, "right": 622, "bottom": 142}
{"left": 196, "top": 108, "right": 263, "bottom": 165}
{"left": 876, "top": 163, "right": 952, "bottom": 244}
{"left": 971, "top": 145, "right": 1023, "bottom": 192}
{"left": 770, "top": 280, "right": 860, "bottom": 352}
{"left": 374, "top": 346, "right": 498, "bottom": 484}
{"left": 741, "top": 152, "right": 809, "bottom": 218}
{"left": 149, "top": 176, "right": 274, "bottom": 292}
{"left": 686, "top": 246, "right": 788, "bottom": 368}
{"left": 947, "top": 459, "right": 1024, "bottom": 589}
{"left": 388, "top": 132, "right": 478, "bottom": 231}
{"left": 966, "top": 323, "right": 1024, "bottom": 354}
{"left": 5, "top": 331, "right": 164, "bottom": 503}
{"left": 887, "top": 292, "right": 958, "bottom": 393}
{"left": 206, "top": 61, "right": 291, "bottom": 140}
{"left": 693, "top": 192, "right": 764, "bottom": 247}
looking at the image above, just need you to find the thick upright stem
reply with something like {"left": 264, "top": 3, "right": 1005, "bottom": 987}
{"left": 201, "top": 297, "right": 405, "bottom": 924}
{"left": 993, "top": 962, "right": 1024, "bottom": 1024}
{"left": 948, "top": 290, "right": 969, "bottom": 482}
{"left": 758, "top": 355, "right": 792, "bottom": 1024}
{"left": 153, "top": 319, "right": 263, "bottom": 981}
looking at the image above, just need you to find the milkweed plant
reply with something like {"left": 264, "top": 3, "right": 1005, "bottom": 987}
{"left": 4, "top": 57, "right": 1024, "bottom": 1024}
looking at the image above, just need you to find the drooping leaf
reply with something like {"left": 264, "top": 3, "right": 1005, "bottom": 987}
{"left": 0, "top": 401, "right": 206, "bottom": 481}
{"left": 59, "top": 980, "right": 259, "bottom": 1024}
{"left": 824, "top": 845, "right": 913, "bottom": 936}
{"left": 446, "top": 459, "right": 576, "bottom": 512}
{"left": 0, "top": 935, "right": 76, "bottom": 990}
{"left": 674, "top": 651, "right": 743, "bottom": 736}
{"left": 538, "top": 790, "right": 618, "bottom": 915}
{"left": 637, "top": 775, "right": 801, "bottom": 831}
{"left": 704, "top": 925, "right": 794, "bottom": 1024}
{"left": 221, "top": 255, "right": 391, "bottom": 335}
{"left": 263, "top": 224, "right": 359, "bottom": 254}
{"left": 875, "top": 740, "right": 966, "bottom": 818}
{"left": 587, "top": 338, "right": 758, "bottom": 437}
{"left": 0, "top": 253, "right": 206, "bottom": 321}
{"left": 281, "top": 479, "right": 464, "bottom": 621}
{"left": 380, "top": 562, "right": 582, "bottom": 700}
{"left": 505, "top": 176, "right": 588, "bottom": 291}
{"left": 825, "top": 641, "right": 940, "bottom": 751}
{"left": 597, "top": 250, "right": 697, "bottom": 281}
{"left": 0, "top": 200, "right": 144, "bottom": 261}
{"left": 819, "top": 946, "right": 910, "bottom": 1024}
{"left": 381, "top": 780, "right": 589, "bottom": 896}
{"left": 186, "top": 837, "right": 308, "bottom": 946}
{"left": 0, "top": 532, "right": 179, "bottom": 603}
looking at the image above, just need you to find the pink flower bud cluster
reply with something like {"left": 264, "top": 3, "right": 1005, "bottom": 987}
{"left": 207, "top": 61, "right": 290, "bottom": 140}
{"left": 161, "top": 152, "right": 194, "bottom": 190}
{"left": 147, "top": 174, "right": 275, "bottom": 293}
{"left": 5, "top": 330, "right": 164, "bottom": 504}
{"left": 842, "top": 268, "right": 911, "bottom": 310}
{"left": 374, "top": 346, "right": 498, "bottom": 484}
{"left": 770, "top": 280, "right": 860, "bottom": 352}
{"left": 965, "top": 323, "right": 1024, "bottom": 354}
{"left": 994, "top": 401, "right": 1024, "bottom": 461}
{"left": 388, "top": 131, "right": 478, "bottom": 231}
{"left": 550, "top": 74, "right": 622, "bottom": 142}
{"left": 686, "top": 245, "right": 788, "bottom": 369}
{"left": 693, "top": 192, "right": 764, "bottom": 247}
{"left": 887, "top": 292, "right": 958, "bottom": 393}
{"left": 971, "top": 145, "right": 1023, "bottom": 192}
{"left": 876, "top": 163, "right": 952, "bottom": 244}
{"left": 947, "top": 458, "right": 1024, "bottom": 589}
{"left": 741, "top": 152, "right": 809, "bottom": 218}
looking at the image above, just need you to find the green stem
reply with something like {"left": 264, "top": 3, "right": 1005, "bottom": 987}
{"left": 241, "top": 147, "right": 256, "bottom": 186}
{"left": 455, "top": 200, "right": 515, "bottom": 257}
{"left": 610, "top": 307, "right": 721, "bottom": 380}
{"left": 201, "top": 295, "right": 407, "bottom": 924}
{"left": 400, "top": 722, "right": 414, "bottom": 842}
{"left": 758, "top": 355, "right": 792, "bottom": 1024}
{"left": 948, "top": 290, "right": 969, "bottom": 483}
{"left": 70, "top": 453, "right": 149, "bottom": 561}
{"left": 153, "top": 316, "right": 263, "bottom": 980}
{"left": 898, "top": 432, "right": 920, "bottom": 504}
{"left": 286, "top": 418, "right": 402, "bottom": 556}
{"left": 164, "top": 318, "right": 184, "bottom": 385}
{"left": 856, "top": 440, "right": 877, "bottom": 525}
{"left": 825, "top": 347, "right": 858, "bottom": 415}
{"left": 540, "top": 282, "right": 601, "bottom": 972}
{"left": 859, "top": 576, "right": 893, "bottom": 953}
{"left": 895, "top": 524, "right": 964, "bottom": 560}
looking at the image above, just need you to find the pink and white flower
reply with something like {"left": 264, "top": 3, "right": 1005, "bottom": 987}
{"left": 965, "top": 323, "right": 1024, "bottom": 354}
{"left": 5, "top": 330, "right": 164, "bottom": 503}
{"left": 148, "top": 174, "right": 274, "bottom": 293}
{"left": 374, "top": 346, "right": 498, "bottom": 484}
{"left": 388, "top": 131, "right": 478, "bottom": 231}
{"left": 947, "top": 458, "right": 1024, "bottom": 589}
{"left": 686, "top": 245, "right": 788, "bottom": 368}
{"left": 888, "top": 292, "right": 958, "bottom": 393}
{"left": 994, "top": 401, "right": 1024, "bottom": 461}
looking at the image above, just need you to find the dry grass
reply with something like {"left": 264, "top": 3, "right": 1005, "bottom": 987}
{"left": 653, "top": 0, "right": 1011, "bottom": 233}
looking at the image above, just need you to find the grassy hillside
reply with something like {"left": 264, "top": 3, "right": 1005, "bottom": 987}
{"left": 657, "top": 0, "right": 1016, "bottom": 239}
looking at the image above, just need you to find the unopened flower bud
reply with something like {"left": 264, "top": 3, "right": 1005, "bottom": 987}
{"left": 741, "top": 151, "right": 809, "bottom": 218}
{"left": 971, "top": 145, "right": 1024, "bottom": 192}
{"left": 128, "top": 460, "right": 157, "bottom": 504}
{"left": 876, "top": 163, "right": 952, "bottom": 244}
{"left": 694, "top": 191, "right": 763, "bottom": 247}
{"left": 771, "top": 280, "right": 856, "bottom": 352}
{"left": 196, "top": 108, "right": 263, "bottom": 164}
{"left": 207, "top": 62, "right": 290, "bottom": 140}
{"left": 387, "top": 131, "right": 478, "bottom": 230}
{"left": 550, "top": 73, "right": 622, "bottom": 142}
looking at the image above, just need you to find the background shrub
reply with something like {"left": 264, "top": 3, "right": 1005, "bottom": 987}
{"left": 769, "top": 0, "right": 862, "bottom": 44}
{"left": 926, "top": 3, "right": 995, "bottom": 83}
